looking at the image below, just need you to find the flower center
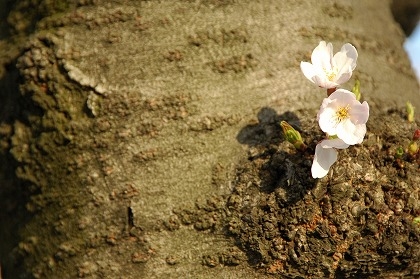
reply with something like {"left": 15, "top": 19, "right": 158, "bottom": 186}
{"left": 335, "top": 105, "right": 350, "bottom": 122}
{"left": 324, "top": 68, "right": 337, "bottom": 81}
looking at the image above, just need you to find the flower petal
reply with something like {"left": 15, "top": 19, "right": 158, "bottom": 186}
{"left": 320, "top": 138, "right": 349, "bottom": 149}
{"left": 311, "top": 41, "right": 333, "bottom": 70}
{"left": 334, "top": 70, "right": 352, "bottom": 85}
{"left": 318, "top": 107, "right": 338, "bottom": 135}
{"left": 342, "top": 43, "right": 358, "bottom": 70}
{"left": 329, "top": 89, "right": 356, "bottom": 104}
{"left": 350, "top": 101, "right": 370, "bottom": 125}
{"left": 333, "top": 44, "right": 357, "bottom": 69}
{"left": 337, "top": 119, "right": 365, "bottom": 145}
{"left": 300, "top": 62, "right": 317, "bottom": 84}
{"left": 311, "top": 143, "right": 338, "bottom": 178}
{"left": 314, "top": 77, "right": 339, "bottom": 89}
{"left": 353, "top": 124, "right": 367, "bottom": 143}
{"left": 312, "top": 74, "right": 334, "bottom": 88}
{"left": 318, "top": 89, "right": 369, "bottom": 145}
{"left": 301, "top": 42, "right": 358, "bottom": 89}
{"left": 333, "top": 44, "right": 357, "bottom": 84}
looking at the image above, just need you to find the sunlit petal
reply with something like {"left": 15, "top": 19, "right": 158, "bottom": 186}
{"left": 318, "top": 89, "right": 369, "bottom": 145}
{"left": 350, "top": 101, "right": 370, "bottom": 124}
{"left": 311, "top": 41, "right": 333, "bottom": 69}
{"left": 300, "top": 62, "right": 317, "bottom": 84}
{"left": 319, "top": 107, "right": 338, "bottom": 134}
{"left": 301, "top": 41, "right": 358, "bottom": 89}
{"left": 311, "top": 143, "right": 338, "bottom": 178}
{"left": 337, "top": 119, "right": 360, "bottom": 145}
{"left": 320, "top": 138, "right": 350, "bottom": 149}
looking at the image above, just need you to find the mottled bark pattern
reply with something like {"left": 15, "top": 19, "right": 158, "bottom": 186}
{"left": 0, "top": 0, "right": 419, "bottom": 278}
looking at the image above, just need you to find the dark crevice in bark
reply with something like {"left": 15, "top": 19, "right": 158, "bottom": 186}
{"left": 391, "top": 0, "right": 420, "bottom": 36}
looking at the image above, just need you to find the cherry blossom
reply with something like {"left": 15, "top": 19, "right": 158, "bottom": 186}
{"left": 317, "top": 89, "right": 369, "bottom": 145}
{"left": 300, "top": 41, "right": 358, "bottom": 89}
{"left": 311, "top": 138, "right": 349, "bottom": 178}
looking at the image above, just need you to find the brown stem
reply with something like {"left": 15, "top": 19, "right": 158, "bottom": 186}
{"left": 327, "top": 87, "right": 337, "bottom": 96}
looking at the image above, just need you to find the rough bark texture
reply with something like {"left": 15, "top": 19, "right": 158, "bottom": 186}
{"left": 0, "top": 0, "right": 419, "bottom": 278}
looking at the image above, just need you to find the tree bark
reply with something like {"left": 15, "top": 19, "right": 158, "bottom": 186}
{"left": 0, "top": 0, "right": 419, "bottom": 278}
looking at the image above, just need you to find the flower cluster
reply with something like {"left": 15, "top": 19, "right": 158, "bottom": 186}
{"left": 301, "top": 41, "right": 370, "bottom": 178}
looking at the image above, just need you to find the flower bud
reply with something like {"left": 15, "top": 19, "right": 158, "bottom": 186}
{"left": 413, "top": 129, "right": 420, "bottom": 141}
{"left": 395, "top": 146, "right": 404, "bottom": 159}
{"left": 406, "top": 101, "right": 415, "bottom": 123}
{"left": 280, "top": 121, "right": 306, "bottom": 151}
{"left": 351, "top": 80, "right": 361, "bottom": 101}
{"left": 408, "top": 141, "right": 419, "bottom": 156}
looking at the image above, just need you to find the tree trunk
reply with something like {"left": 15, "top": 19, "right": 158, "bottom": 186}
{"left": 1, "top": 0, "right": 419, "bottom": 278}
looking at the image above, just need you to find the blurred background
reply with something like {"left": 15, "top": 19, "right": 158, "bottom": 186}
{"left": 404, "top": 22, "right": 420, "bottom": 83}
{"left": 392, "top": 0, "right": 420, "bottom": 83}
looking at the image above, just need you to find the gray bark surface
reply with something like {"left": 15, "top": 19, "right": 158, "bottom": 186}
{"left": 0, "top": 0, "right": 419, "bottom": 278}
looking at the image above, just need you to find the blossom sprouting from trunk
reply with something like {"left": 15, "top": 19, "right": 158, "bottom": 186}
{"left": 317, "top": 89, "right": 369, "bottom": 145}
{"left": 300, "top": 41, "right": 358, "bottom": 89}
{"left": 311, "top": 138, "right": 349, "bottom": 178}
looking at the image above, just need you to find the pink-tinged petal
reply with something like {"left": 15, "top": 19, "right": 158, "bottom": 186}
{"left": 302, "top": 42, "right": 358, "bottom": 88}
{"left": 320, "top": 138, "right": 349, "bottom": 149}
{"left": 317, "top": 97, "right": 333, "bottom": 120}
{"left": 332, "top": 44, "right": 357, "bottom": 82}
{"left": 300, "top": 61, "right": 317, "bottom": 84}
{"left": 311, "top": 67, "right": 330, "bottom": 87}
{"left": 350, "top": 101, "right": 369, "bottom": 124}
{"left": 311, "top": 143, "right": 338, "bottom": 178}
{"left": 333, "top": 44, "right": 357, "bottom": 70}
{"left": 319, "top": 95, "right": 333, "bottom": 109}
{"left": 336, "top": 119, "right": 364, "bottom": 145}
{"left": 312, "top": 74, "right": 336, "bottom": 88}
{"left": 317, "top": 87, "right": 369, "bottom": 147}
{"left": 341, "top": 43, "right": 358, "bottom": 70}
{"left": 332, "top": 54, "right": 352, "bottom": 77}
{"left": 329, "top": 89, "right": 356, "bottom": 104}
{"left": 319, "top": 107, "right": 338, "bottom": 135}
{"left": 336, "top": 119, "right": 356, "bottom": 144}
{"left": 319, "top": 79, "right": 340, "bottom": 89}
{"left": 353, "top": 124, "right": 367, "bottom": 143}
{"left": 311, "top": 41, "right": 333, "bottom": 70}
{"left": 334, "top": 70, "right": 352, "bottom": 85}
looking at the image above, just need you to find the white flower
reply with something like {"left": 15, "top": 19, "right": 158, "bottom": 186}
{"left": 311, "top": 138, "right": 349, "bottom": 178}
{"left": 300, "top": 41, "right": 358, "bottom": 89}
{"left": 318, "top": 89, "right": 369, "bottom": 145}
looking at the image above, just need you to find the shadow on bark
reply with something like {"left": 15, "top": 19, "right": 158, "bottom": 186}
{"left": 236, "top": 107, "right": 301, "bottom": 147}
{"left": 0, "top": 59, "right": 39, "bottom": 279}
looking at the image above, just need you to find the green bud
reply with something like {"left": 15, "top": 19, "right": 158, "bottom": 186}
{"left": 413, "top": 217, "right": 420, "bottom": 225}
{"left": 395, "top": 146, "right": 404, "bottom": 158}
{"left": 351, "top": 80, "right": 361, "bottom": 101}
{"left": 280, "top": 121, "right": 306, "bottom": 151}
{"left": 406, "top": 101, "right": 415, "bottom": 123}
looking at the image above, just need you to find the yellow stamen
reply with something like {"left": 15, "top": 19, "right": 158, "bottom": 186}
{"left": 336, "top": 105, "right": 350, "bottom": 122}
{"left": 324, "top": 68, "right": 337, "bottom": 81}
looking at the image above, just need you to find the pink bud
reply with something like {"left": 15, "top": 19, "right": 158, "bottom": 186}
{"left": 413, "top": 129, "right": 420, "bottom": 141}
